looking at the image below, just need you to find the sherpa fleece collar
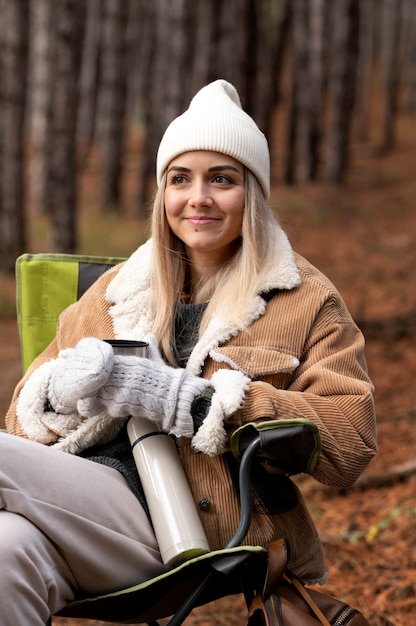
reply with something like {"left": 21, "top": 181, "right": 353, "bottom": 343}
{"left": 106, "top": 223, "right": 301, "bottom": 375}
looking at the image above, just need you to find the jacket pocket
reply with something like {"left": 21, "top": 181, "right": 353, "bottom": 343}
{"left": 211, "top": 346, "right": 300, "bottom": 378}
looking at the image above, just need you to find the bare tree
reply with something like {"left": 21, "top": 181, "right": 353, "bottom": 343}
{"left": 95, "top": 0, "right": 129, "bottom": 212}
{"left": 284, "top": 0, "right": 324, "bottom": 184}
{"left": 400, "top": 0, "right": 416, "bottom": 112}
{"left": 304, "top": 0, "right": 326, "bottom": 181}
{"left": 284, "top": 0, "right": 307, "bottom": 184}
{"left": 324, "top": 0, "right": 360, "bottom": 184}
{"left": 244, "top": 0, "right": 292, "bottom": 146}
{"left": 380, "top": 0, "right": 402, "bottom": 151}
{"left": 48, "top": 0, "right": 85, "bottom": 252}
{"left": 354, "top": 0, "right": 376, "bottom": 141}
{"left": 77, "top": 0, "right": 101, "bottom": 154}
{"left": 189, "top": 0, "right": 216, "bottom": 96}
{"left": 125, "top": 0, "right": 151, "bottom": 119}
{"left": 191, "top": 0, "right": 251, "bottom": 102}
{"left": 138, "top": 0, "right": 194, "bottom": 211}
{"left": 0, "top": 0, "right": 29, "bottom": 272}
{"left": 212, "top": 0, "right": 249, "bottom": 88}
{"left": 28, "top": 0, "right": 53, "bottom": 214}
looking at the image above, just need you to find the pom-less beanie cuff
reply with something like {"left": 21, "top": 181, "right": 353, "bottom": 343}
{"left": 156, "top": 79, "right": 270, "bottom": 199}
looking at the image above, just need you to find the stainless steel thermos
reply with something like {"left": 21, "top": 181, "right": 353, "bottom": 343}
{"left": 127, "top": 416, "right": 210, "bottom": 567}
{"left": 105, "top": 339, "right": 210, "bottom": 568}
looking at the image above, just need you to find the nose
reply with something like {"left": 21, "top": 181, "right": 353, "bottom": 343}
{"left": 188, "top": 180, "right": 213, "bottom": 208}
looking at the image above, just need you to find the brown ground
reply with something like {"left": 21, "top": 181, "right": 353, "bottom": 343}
{"left": 1, "top": 113, "right": 415, "bottom": 625}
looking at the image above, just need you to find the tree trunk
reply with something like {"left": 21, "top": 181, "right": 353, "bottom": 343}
{"left": 96, "top": 0, "right": 129, "bottom": 213}
{"left": 0, "top": 0, "right": 29, "bottom": 272}
{"left": 401, "top": 0, "right": 416, "bottom": 112}
{"left": 401, "top": 0, "right": 416, "bottom": 113}
{"left": 244, "top": 0, "right": 291, "bottom": 144}
{"left": 189, "top": 0, "right": 216, "bottom": 96}
{"left": 126, "top": 0, "right": 149, "bottom": 119}
{"left": 48, "top": 0, "right": 85, "bottom": 252}
{"left": 214, "top": 0, "right": 248, "bottom": 90}
{"left": 324, "top": 0, "right": 359, "bottom": 184}
{"left": 77, "top": 0, "right": 101, "bottom": 157}
{"left": 304, "top": 0, "right": 326, "bottom": 181}
{"left": 380, "top": 0, "right": 402, "bottom": 152}
{"left": 293, "top": 0, "right": 310, "bottom": 183}
{"left": 138, "top": 0, "right": 193, "bottom": 211}
{"left": 28, "top": 0, "right": 53, "bottom": 214}
{"left": 284, "top": 0, "right": 305, "bottom": 184}
{"left": 355, "top": 0, "right": 376, "bottom": 140}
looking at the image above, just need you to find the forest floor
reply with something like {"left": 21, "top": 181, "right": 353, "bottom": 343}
{"left": 0, "top": 112, "right": 415, "bottom": 625}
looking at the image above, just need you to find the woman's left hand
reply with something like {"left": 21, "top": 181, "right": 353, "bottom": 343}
{"left": 78, "top": 335, "right": 209, "bottom": 437}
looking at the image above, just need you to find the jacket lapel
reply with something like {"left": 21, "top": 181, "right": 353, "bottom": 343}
{"left": 106, "top": 225, "right": 301, "bottom": 374}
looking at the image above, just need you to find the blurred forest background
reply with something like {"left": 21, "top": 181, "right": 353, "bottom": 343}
{"left": 1, "top": 1, "right": 416, "bottom": 625}
{"left": 1, "top": 0, "right": 416, "bottom": 269}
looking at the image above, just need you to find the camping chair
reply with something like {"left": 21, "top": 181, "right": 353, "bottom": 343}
{"left": 14, "top": 252, "right": 322, "bottom": 626}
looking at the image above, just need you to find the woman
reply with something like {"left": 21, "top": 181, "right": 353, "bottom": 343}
{"left": 3, "top": 80, "right": 377, "bottom": 625}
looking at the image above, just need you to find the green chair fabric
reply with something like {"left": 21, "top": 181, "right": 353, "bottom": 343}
{"left": 57, "top": 546, "right": 267, "bottom": 623}
{"left": 16, "top": 253, "right": 125, "bottom": 372}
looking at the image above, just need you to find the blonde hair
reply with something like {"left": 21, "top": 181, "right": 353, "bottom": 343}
{"left": 150, "top": 169, "right": 279, "bottom": 363}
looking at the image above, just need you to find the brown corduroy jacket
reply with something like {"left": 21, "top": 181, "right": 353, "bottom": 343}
{"left": 6, "top": 231, "right": 377, "bottom": 584}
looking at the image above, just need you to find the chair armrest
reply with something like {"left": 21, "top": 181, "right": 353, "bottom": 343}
{"left": 230, "top": 418, "right": 321, "bottom": 476}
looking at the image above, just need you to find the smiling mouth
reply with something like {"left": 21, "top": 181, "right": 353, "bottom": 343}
{"left": 187, "top": 217, "right": 218, "bottom": 226}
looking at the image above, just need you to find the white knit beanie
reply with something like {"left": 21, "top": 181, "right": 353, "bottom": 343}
{"left": 156, "top": 79, "right": 270, "bottom": 199}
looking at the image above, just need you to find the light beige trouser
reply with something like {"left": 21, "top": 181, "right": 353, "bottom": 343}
{"left": 0, "top": 432, "right": 165, "bottom": 625}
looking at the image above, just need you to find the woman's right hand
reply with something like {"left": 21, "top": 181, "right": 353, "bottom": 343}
{"left": 48, "top": 337, "right": 115, "bottom": 414}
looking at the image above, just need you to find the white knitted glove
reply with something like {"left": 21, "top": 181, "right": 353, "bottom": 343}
{"left": 78, "top": 335, "right": 209, "bottom": 437}
{"left": 48, "top": 337, "right": 115, "bottom": 414}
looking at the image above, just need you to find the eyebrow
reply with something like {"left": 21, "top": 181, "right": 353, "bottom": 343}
{"left": 166, "top": 165, "right": 242, "bottom": 174}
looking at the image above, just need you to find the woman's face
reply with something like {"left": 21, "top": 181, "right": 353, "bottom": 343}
{"left": 164, "top": 150, "right": 245, "bottom": 268}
